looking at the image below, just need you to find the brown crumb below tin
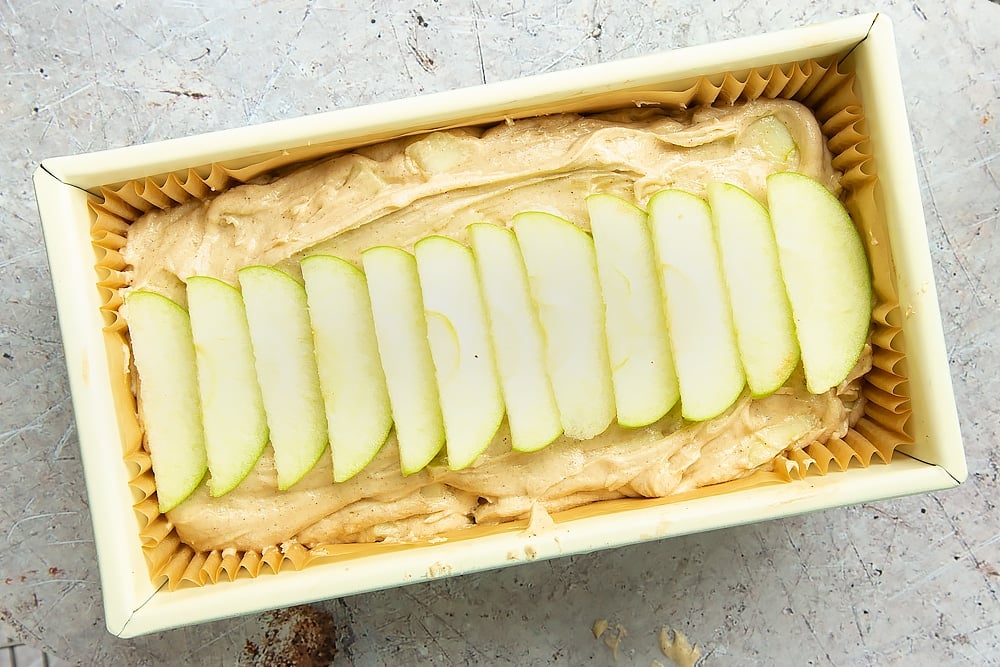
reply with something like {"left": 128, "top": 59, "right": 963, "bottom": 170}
{"left": 239, "top": 605, "right": 337, "bottom": 667}
{"left": 659, "top": 627, "right": 702, "bottom": 667}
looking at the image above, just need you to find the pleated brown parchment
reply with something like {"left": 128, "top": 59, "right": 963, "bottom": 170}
{"left": 89, "top": 56, "right": 911, "bottom": 589}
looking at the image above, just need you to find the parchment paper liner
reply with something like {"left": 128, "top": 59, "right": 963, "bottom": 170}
{"left": 88, "top": 56, "right": 911, "bottom": 589}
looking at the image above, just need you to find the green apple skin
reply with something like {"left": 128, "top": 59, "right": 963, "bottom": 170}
{"left": 124, "top": 291, "right": 207, "bottom": 513}
{"left": 238, "top": 266, "right": 329, "bottom": 490}
{"left": 362, "top": 246, "right": 446, "bottom": 475}
{"left": 186, "top": 276, "right": 269, "bottom": 496}
{"left": 708, "top": 183, "right": 800, "bottom": 398}
{"left": 513, "top": 212, "right": 616, "bottom": 440}
{"left": 301, "top": 255, "right": 393, "bottom": 483}
{"left": 766, "top": 172, "right": 872, "bottom": 394}
{"left": 468, "top": 223, "right": 563, "bottom": 453}
{"left": 588, "top": 194, "right": 680, "bottom": 427}
{"left": 648, "top": 189, "right": 746, "bottom": 422}
{"left": 415, "top": 236, "right": 505, "bottom": 470}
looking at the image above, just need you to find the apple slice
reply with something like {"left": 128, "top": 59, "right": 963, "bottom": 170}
{"left": 362, "top": 246, "right": 445, "bottom": 474}
{"left": 468, "top": 223, "right": 562, "bottom": 452}
{"left": 736, "top": 115, "right": 799, "bottom": 165}
{"left": 186, "top": 276, "right": 269, "bottom": 496}
{"left": 124, "top": 291, "right": 206, "bottom": 512}
{"left": 414, "top": 236, "right": 505, "bottom": 469}
{"left": 766, "top": 172, "right": 872, "bottom": 393}
{"left": 513, "top": 212, "right": 616, "bottom": 439}
{"left": 588, "top": 194, "right": 680, "bottom": 427}
{"left": 300, "top": 255, "right": 393, "bottom": 482}
{"left": 648, "top": 189, "right": 746, "bottom": 421}
{"left": 708, "top": 183, "right": 799, "bottom": 397}
{"left": 238, "top": 266, "right": 328, "bottom": 490}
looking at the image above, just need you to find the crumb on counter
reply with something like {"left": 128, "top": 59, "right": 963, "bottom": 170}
{"left": 659, "top": 626, "right": 702, "bottom": 667}
{"left": 593, "top": 619, "right": 628, "bottom": 659}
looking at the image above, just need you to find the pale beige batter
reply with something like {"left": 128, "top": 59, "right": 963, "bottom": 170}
{"left": 122, "top": 99, "right": 860, "bottom": 552}
{"left": 124, "top": 99, "right": 836, "bottom": 304}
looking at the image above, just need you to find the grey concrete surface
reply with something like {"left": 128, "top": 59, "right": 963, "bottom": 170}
{"left": 1, "top": 1, "right": 998, "bottom": 664}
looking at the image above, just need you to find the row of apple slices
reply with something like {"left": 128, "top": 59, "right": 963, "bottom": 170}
{"left": 126, "top": 172, "right": 872, "bottom": 512}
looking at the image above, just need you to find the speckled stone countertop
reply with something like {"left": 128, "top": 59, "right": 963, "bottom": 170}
{"left": 2, "top": 2, "right": 998, "bottom": 664}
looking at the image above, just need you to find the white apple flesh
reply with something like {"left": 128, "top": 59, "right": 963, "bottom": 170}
{"left": 767, "top": 172, "right": 872, "bottom": 393}
{"left": 124, "top": 291, "right": 207, "bottom": 512}
{"left": 648, "top": 189, "right": 746, "bottom": 421}
{"left": 238, "top": 266, "right": 329, "bottom": 490}
{"left": 186, "top": 276, "right": 269, "bottom": 496}
{"left": 587, "top": 194, "right": 679, "bottom": 427}
{"left": 513, "top": 212, "right": 616, "bottom": 439}
{"left": 708, "top": 182, "right": 800, "bottom": 397}
{"left": 362, "top": 246, "right": 446, "bottom": 475}
{"left": 415, "top": 236, "right": 505, "bottom": 470}
{"left": 736, "top": 115, "right": 799, "bottom": 166}
{"left": 301, "top": 255, "right": 393, "bottom": 483}
{"left": 468, "top": 223, "right": 563, "bottom": 452}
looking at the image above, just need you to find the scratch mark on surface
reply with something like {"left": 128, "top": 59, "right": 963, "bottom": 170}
{"left": 963, "top": 149, "right": 1000, "bottom": 172}
{"left": 6, "top": 512, "right": 79, "bottom": 543}
{"left": 870, "top": 505, "right": 913, "bottom": 530}
{"left": 851, "top": 605, "right": 868, "bottom": 650}
{"left": 25, "top": 579, "right": 89, "bottom": 588}
{"left": 296, "top": 0, "right": 317, "bottom": 39}
{"left": 472, "top": 0, "right": 487, "bottom": 84}
{"left": 0, "top": 395, "right": 70, "bottom": 445}
{"left": 889, "top": 500, "right": 1000, "bottom": 606}
{"left": 151, "top": 14, "right": 224, "bottom": 55}
{"left": 91, "top": 4, "right": 157, "bottom": 50}
{"left": 850, "top": 541, "right": 875, "bottom": 586}
{"left": 38, "top": 109, "right": 56, "bottom": 143}
{"left": 399, "top": 587, "right": 487, "bottom": 660}
{"left": 334, "top": 597, "right": 360, "bottom": 661}
{"left": 978, "top": 144, "right": 1000, "bottom": 194}
{"left": 974, "top": 531, "right": 1000, "bottom": 550}
{"left": 539, "top": 33, "right": 591, "bottom": 73}
{"left": 935, "top": 148, "right": 1000, "bottom": 190}
{"left": 36, "top": 581, "right": 88, "bottom": 628}
{"left": 36, "top": 82, "right": 96, "bottom": 112}
{"left": 2, "top": 358, "right": 62, "bottom": 398}
{"left": 915, "top": 149, "right": 986, "bottom": 308}
{"left": 889, "top": 557, "right": 961, "bottom": 603}
{"left": 51, "top": 422, "right": 76, "bottom": 461}
{"left": 179, "top": 615, "right": 256, "bottom": 660}
{"left": 414, "top": 616, "right": 451, "bottom": 661}
{"left": 78, "top": 4, "right": 113, "bottom": 148}
{"left": 383, "top": 2, "right": 416, "bottom": 91}
{"left": 246, "top": 61, "right": 288, "bottom": 123}
{"left": 801, "top": 614, "right": 838, "bottom": 666}
{"left": 47, "top": 580, "right": 86, "bottom": 606}
{"left": 968, "top": 620, "right": 1000, "bottom": 637}
{"left": 932, "top": 495, "right": 1000, "bottom": 607}
{"left": 759, "top": 526, "right": 838, "bottom": 665}
{"left": 782, "top": 523, "right": 812, "bottom": 584}
{"left": 0, "top": 22, "right": 16, "bottom": 50}
{"left": 0, "top": 248, "right": 42, "bottom": 270}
